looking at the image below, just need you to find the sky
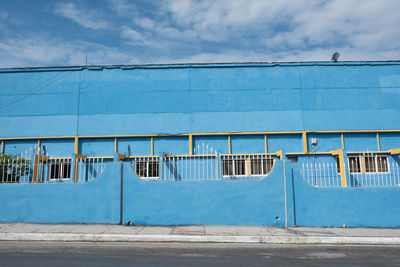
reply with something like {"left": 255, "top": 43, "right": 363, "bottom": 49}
{"left": 0, "top": 0, "right": 400, "bottom": 68}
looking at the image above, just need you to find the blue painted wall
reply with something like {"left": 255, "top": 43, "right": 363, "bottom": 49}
{"left": 380, "top": 133, "right": 400, "bottom": 151}
{"left": 117, "top": 137, "right": 151, "bottom": 156}
{"left": 1, "top": 62, "right": 400, "bottom": 138}
{"left": 306, "top": 133, "right": 342, "bottom": 152}
{"left": 121, "top": 160, "right": 294, "bottom": 226}
{"left": 41, "top": 139, "right": 74, "bottom": 157}
{"left": 154, "top": 136, "right": 187, "bottom": 155}
{"left": 268, "top": 134, "right": 303, "bottom": 153}
{"left": 0, "top": 160, "right": 295, "bottom": 226}
{"left": 1, "top": 62, "right": 400, "bottom": 227}
{"left": 343, "top": 133, "right": 378, "bottom": 151}
{"left": 231, "top": 135, "right": 265, "bottom": 154}
{"left": 0, "top": 165, "right": 116, "bottom": 223}
{"left": 4, "top": 139, "right": 36, "bottom": 156}
{"left": 79, "top": 138, "right": 114, "bottom": 157}
{"left": 1, "top": 159, "right": 400, "bottom": 227}
{"left": 193, "top": 136, "right": 229, "bottom": 154}
{"left": 292, "top": 168, "right": 400, "bottom": 228}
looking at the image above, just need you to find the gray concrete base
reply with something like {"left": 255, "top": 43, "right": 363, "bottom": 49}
{"left": 1, "top": 233, "right": 400, "bottom": 245}
{"left": 1, "top": 224, "right": 400, "bottom": 245}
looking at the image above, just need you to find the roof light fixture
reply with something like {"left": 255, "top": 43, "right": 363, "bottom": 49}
{"left": 331, "top": 52, "right": 340, "bottom": 62}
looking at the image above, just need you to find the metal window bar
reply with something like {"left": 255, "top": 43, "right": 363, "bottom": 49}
{"left": 0, "top": 153, "right": 105, "bottom": 184}
{"left": 47, "top": 159, "right": 72, "bottom": 181}
{"left": 134, "top": 157, "right": 159, "bottom": 179}
{"left": 131, "top": 145, "right": 276, "bottom": 181}
{"left": 76, "top": 157, "right": 105, "bottom": 182}
{"left": 300, "top": 157, "right": 398, "bottom": 188}
{"left": 221, "top": 154, "right": 275, "bottom": 180}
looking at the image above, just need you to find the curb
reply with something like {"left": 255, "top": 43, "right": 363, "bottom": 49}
{"left": 1, "top": 233, "right": 400, "bottom": 245}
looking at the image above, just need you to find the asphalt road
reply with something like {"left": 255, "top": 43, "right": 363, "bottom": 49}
{"left": 0, "top": 241, "right": 399, "bottom": 267}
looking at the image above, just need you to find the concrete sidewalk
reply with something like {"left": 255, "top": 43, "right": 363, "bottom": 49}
{"left": 1, "top": 223, "right": 400, "bottom": 245}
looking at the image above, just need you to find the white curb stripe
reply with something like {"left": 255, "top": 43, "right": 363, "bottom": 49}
{"left": 1, "top": 233, "right": 400, "bottom": 245}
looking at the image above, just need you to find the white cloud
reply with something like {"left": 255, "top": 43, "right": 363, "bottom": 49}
{"left": 109, "top": 0, "right": 137, "bottom": 16}
{"left": 110, "top": 1, "right": 196, "bottom": 43}
{"left": 0, "top": 35, "right": 139, "bottom": 68}
{"left": 288, "top": 0, "right": 400, "bottom": 49}
{"left": 2, "top": 0, "right": 400, "bottom": 68}
{"left": 161, "top": 0, "right": 400, "bottom": 61}
{"left": 166, "top": 0, "right": 307, "bottom": 42}
{"left": 112, "top": 0, "right": 400, "bottom": 64}
{"left": 54, "top": 2, "right": 110, "bottom": 30}
{"left": 119, "top": 25, "right": 181, "bottom": 49}
{"left": 0, "top": 10, "right": 23, "bottom": 28}
{"left": 120, "top": 25, "right": 144, "bottom": 42}
{"left": 113, "top": 0, "right": 400, "bottom": 62}
{"left": 164, "top": 0, "right": 400, "bottom": 47}
{"left": 135, "top": 17, "right": 155, "bottom": 31}
{"left": 161, "top": 47, "right": 400, "bottom": 64}
{"left": 160, "top": 51, "right": 271, "bottom": 64}
{"left": 119, "top": 25, "right": 159, "bottom": 47}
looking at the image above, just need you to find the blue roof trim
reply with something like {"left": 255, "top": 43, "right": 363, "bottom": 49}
{"left": 0, "top": 61, "right": 400, "bottom": 73}
{"left": 0, "top": 67, "right": 84, "bottom": 73}
{"left": 87, "top": 66, "right": 103, "bottom": 70}
{"left": 367, "top": 62, "right": 400, "bottom": 66}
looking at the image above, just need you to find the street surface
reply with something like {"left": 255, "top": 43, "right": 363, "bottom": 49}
{"left": 0, "top": 241, "right": 399, "bottom": 266}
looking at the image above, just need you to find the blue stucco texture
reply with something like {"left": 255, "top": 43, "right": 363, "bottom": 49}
{"left": 1, "top": 63, "right": 400, "bottom": 137}
{"left": 293, "top": 169, "right": 400, "bottom": 228}
{"left": 0, "top": 166, "right": 115, "bottom": 224}
{"left": 1, "top": 160, "right": 400, "bottom": 227}
{"left": 122, "top": 161, "right": 292, "bottom": 226}
{"left": 1, "top": 62, "right": 400, "bottom": 227}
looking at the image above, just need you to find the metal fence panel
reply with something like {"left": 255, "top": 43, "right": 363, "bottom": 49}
{"left": 0, "top": 151, "right": 105, "bottom": 184}
{"left": 300, "top": 158, "right": 400, "bottom": 188}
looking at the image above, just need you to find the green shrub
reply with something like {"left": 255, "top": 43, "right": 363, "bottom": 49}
{"left": 0, "top": 154, "right": 31, "bottom": 183}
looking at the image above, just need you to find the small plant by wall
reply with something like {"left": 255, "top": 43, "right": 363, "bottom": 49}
{"left": 0, "top": 154, "right": 30, "bottom": 183}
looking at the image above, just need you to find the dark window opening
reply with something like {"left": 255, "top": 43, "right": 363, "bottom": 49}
{"left": 49, "top": 160, "right": 71, "bottom": 180}
{"left": 250, "top": 158, "right": 274, "bottom": 175}
{"left": 365, "top": 154, "right": 388, "bottom": 173}
{"left": 135, "top": 159, "right": 159, "bottom": 178}
{"left": 336, "top": 156, "right": 341, "bottom": 173}
{"left": 348, "top": 156, "right": 361, "bottom": 173}
{"left": 222, "top": 158, "right": 246, "bottom": 176}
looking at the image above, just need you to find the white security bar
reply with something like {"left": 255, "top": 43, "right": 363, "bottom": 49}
{"left": 300, "top": 157, "right": 400, "bottom": 188}
{"left": 0, "top": 149, "right": 106, "bottom": 184}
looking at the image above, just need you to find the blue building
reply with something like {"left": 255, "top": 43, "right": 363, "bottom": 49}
{"left": 1, "top": 61, "right": 400, "bottom": 227}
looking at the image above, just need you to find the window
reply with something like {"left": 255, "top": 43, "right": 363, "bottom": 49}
{"left": 348, "top": 156, "right": 361, "bottom": 173}
{"left": 336, "top": 156, "right": 341, "bottom": 173}
{"left": 222, "top": 155, "right": 274, "bottom": 177}
{"left": 340, "top": 154, "right": 389, "bottom": 174}
{"left": 250, "top": 157, "right": 274, "bottom": 176}
{"left": 222, "top": 157, "right": 246, "bottom": 176}
{"left": 135, "top": 158, "right": 159, "bottom": 178}
{"left": 48, "top": 159, "right": 71, "bottom": 180}
{"left": 377, "top": 155, "right": 389, "bottom": 172}
{"left": 365, "top": 154, "right": 388, "bottom": 173}
{"left": 364, "top": 155, "right": 376, "bottom": 173}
